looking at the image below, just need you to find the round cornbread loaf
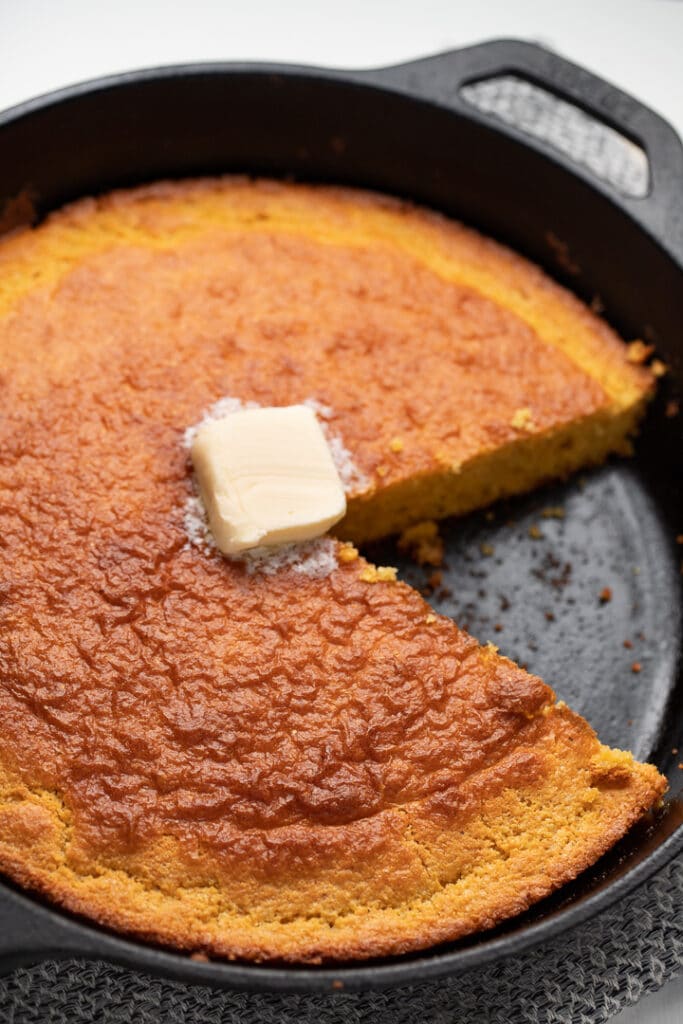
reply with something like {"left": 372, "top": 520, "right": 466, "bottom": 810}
{"left": 0, "top": 179, "right": 663, "bottom": 962}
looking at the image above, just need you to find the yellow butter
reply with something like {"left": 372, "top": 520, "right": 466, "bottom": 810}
{"left": 191, "top": 405, "right": 346, "bottom": 555}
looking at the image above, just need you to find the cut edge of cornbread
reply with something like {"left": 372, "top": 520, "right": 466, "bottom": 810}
{"left": 340, "top": 398, "right": 648, "bottom": 542}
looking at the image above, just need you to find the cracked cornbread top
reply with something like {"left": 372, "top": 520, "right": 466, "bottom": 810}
{"left": 0, "top": 179, "right": 662, "bottom": 962}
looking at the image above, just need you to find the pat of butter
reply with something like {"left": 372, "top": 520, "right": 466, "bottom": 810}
{"left": 191, "top": 405, "right": 347, "bottom": 555}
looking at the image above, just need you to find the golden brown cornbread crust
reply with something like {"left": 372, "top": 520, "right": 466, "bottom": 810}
{"left": 0, "top": 178, "right": 663, "bottom": 962}
{"left": 0, "top": 178, "right": 653, "bottom": 541}
{"left": 0, "top": 651, "right": 666, "bottom": 963}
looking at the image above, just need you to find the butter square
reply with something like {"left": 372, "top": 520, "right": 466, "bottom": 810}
{"left": 191, "top": 405, "right": 347, "bottom": 555}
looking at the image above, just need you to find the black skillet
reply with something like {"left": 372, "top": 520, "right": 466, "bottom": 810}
{"left": 0, "top": 39, "right": 681, "bottom": 993}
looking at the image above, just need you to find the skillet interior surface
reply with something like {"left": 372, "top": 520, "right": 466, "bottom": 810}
{"left": 0, "top": 40, "right": 681, "bottom": 990}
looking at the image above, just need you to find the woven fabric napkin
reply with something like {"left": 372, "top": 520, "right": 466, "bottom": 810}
{"left": 1, "top": 67, "right": 680, "bottom": 1024}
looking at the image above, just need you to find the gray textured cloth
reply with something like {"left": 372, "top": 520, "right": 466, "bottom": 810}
{"left": 1, "top": 68, "right": 680, "bottom": 1024}
{"left": 1, "top": 856, "right": 681, "bottom": 1023}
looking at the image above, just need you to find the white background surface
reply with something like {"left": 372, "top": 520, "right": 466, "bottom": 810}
{"left": 1, "top": 1, "right": 681, "bottom": 1020}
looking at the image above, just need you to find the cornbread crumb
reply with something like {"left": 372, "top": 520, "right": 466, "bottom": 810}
{"left": 426, "top": 571, "right": 443, "bottom": 590}
{"left": 541, "top": 506, "right": 565, "bottom": 519}
{"left": 626, "top": 340, "right": 654, "bottom": 365}
{"left": 425, "top": 613, "right": 437, "bottom": 624}
{"left": 546, "top": 231, "right": 580, "bottom": 274}
{"left": 528, "top": 524, "right": 543, "bottom": 540}
{"left": 398, "top": 520, "right": 444, "bottom": 567}
{"left": 480, "top": 542, "right": 495, "bottom": 557}
{"left": 591, "top": 747, "right": 632, "bottom": 769}
{"left": 650, "top": 359, "right": 667, "bottom": 378}
{"left": 359, "top": 565, "right": 398, "bottom": 584}
{"left": 389, "top": 437, "right": 404, "bottom": 453}
{"left": 338, "top": 542, "right": 359, "bottom": 563}
{"left": 590, "top": 747, "right": 635, "bottom": 781}
{"left": 511, "top": 407, "right": 535, "bottom": 432}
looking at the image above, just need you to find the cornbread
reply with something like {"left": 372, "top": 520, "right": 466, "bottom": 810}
{"left": 0, "top": 178, "right": 664, "bottom": 963}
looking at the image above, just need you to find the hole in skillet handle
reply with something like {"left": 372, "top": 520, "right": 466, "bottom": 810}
{"left": 460, "top": 74, "right": 649, "bottom": 199}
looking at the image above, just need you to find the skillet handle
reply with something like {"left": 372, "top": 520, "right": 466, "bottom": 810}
{"left": 362, "top": 39, "right": 683, "bottom": 266}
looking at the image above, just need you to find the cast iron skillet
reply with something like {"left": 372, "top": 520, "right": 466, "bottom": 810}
{"left": 0, "top": 39, "right": 681, "bottom": 993}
